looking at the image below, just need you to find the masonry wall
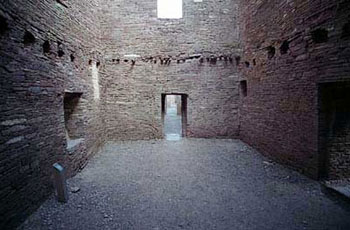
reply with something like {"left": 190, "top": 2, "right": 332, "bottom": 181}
{"left": 239, "top": 0, "right": 350, "bottom": 179}
{"left": 100, "top": 0, "right": 241, "bottom": 140}
{"left": 0, "top": 1, "right": 104, "bottom": 228}
{"left": 4, "top": 0, "right": 349, "bottom": 228}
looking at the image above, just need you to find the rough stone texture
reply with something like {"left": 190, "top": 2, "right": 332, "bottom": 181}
{"left": 239, "top": 0, "right": 350, "bottom": 179}
{"left": 18, "top": 139, "right": 350, "bottom": 230}
{"left": 0, "top": 1, "right": 104, "bottom": 228}
{"left": 100, "top": 0, "right": 241, "bottom": 140}
{"left": 2, "top": 0, "right": 350, "bottom": 228}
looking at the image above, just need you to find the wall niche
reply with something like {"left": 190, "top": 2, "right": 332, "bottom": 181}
{"left": 64, "top": 92, "right": 85, "bottom": 150}
{"left": 240, "top": 80, "right": 248, "bottom": 97}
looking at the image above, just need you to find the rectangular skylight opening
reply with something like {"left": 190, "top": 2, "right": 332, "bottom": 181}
{"left": 157, "top": 0, "right": 183, "bottom": 19}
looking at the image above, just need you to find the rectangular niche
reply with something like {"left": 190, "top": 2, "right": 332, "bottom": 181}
{"left": 240, "top": 80, "right": 248, "bottom": 97}
{"left": 64, "top": 92, "right": 84, "bottom": 149}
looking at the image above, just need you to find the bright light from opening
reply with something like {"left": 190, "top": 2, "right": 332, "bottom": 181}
{"left": 157, "top": 0, "right": 183, "bottom": 19}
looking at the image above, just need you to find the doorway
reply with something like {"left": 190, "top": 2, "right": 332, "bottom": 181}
{"left": 318, "top": 82, "right": 350, "bottom": 180}
{"left": 161, "top": 94, "right": 188, "bottom": 140}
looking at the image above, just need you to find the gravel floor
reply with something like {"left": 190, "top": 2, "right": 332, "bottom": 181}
{"left": 19, "top": 139, "right": 350, "bottom": 230}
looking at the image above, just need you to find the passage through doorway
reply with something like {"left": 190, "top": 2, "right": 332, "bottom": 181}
{"left": 318, "top": 82, "right": 350, "bottom": 180}
{"left": 161, "top": 94, "right": 188, "bottom": 140}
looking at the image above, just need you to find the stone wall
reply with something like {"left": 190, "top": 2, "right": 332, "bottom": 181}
{"left": 2, "top": 0, "right": 350, "bottom": 228}
{"left": 100, "top": 0, "right": 241, "bottom": 140}
{"left": 0, "top": 0, "right": 104, "bottom": 228}
{"left": 239, "top": 0, "right": 350, "bottom": 179}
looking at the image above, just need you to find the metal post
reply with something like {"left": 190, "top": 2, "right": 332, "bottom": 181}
{"left": 53, "top": 163, "right": 69, "bottom": 203}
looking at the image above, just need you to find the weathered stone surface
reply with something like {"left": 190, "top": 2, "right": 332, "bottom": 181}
{"left": 1, "top": 0, "right": 350, "bottom": 229}
{"left": 238, "top": 0, "right": 350, "bottom": 179}
{"left": 5, "top": 136, "right": 24, "bottom": 145}
{"left": 100, "top": 0, "right": 241, "bottom": 140}
{"left": 1, "top": 119, "right": 27, "bottom": 126}
{"left": 0, "top": 0, "right": 105, "bottom": 228}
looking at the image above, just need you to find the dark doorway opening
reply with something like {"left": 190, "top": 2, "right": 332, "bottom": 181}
{"left": 161, "top": 94, "right": 188, "bottom": 140}
{"left": 64, "top": 92, "right": 84, "bottom": 149}
{"left": 318, "top": 82, "right": 350, "bottom": 180}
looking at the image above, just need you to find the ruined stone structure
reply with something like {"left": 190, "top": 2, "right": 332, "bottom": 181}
{"left": 239, "top": 0, "right": 350, "bottom": 179}
{"left": 0, "top": 0, "right": 349, "bottom": 228}
{"left": 101, "top": 0, "right": 241, "bottom": 140}
{"left": 0, "top": 0, "right": 105, "bottom": 228}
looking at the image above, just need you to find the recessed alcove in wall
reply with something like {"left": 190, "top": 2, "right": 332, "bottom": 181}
{"left": 70, "top": 54, "right": 75, "bottom": 62}
{"left": 318, "top": 81, "right": 350, "bottom": 180}
{"left": 64, "top": 92, "right": 84, "bottom": 150}
{"left": 311, "top": 28, "right": 328, "bottom": 43}
{"left": 23, "top": 31, "right": 35, "bottom": 45}
{"left": 235, "top": 56, "right": 241, "bottom": 66}
{"left": 57, "top": 42, "right": 65, "bottom": 57}
{"left": 267, "top": 46, "right": 275, "bottom": 59}
{"left": 280, "top": 41, "right": 289, "bottom": 54}
{"left": 342, "top": 22, "right": 350, "bottom": 38}
{"left": 240, "top": 80, "right": 247, "bottom": 97}
{"left": 0, "top": 15, "right": 9, "bottom": 36}
{"left": 91, "top": 61, "right": 100, "bottom": 100}
{"left": 43, "top": 40, "right": 50, "bottom": 54}
{"left": 58, "top": 49, "right": 65, "bottom": 57}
